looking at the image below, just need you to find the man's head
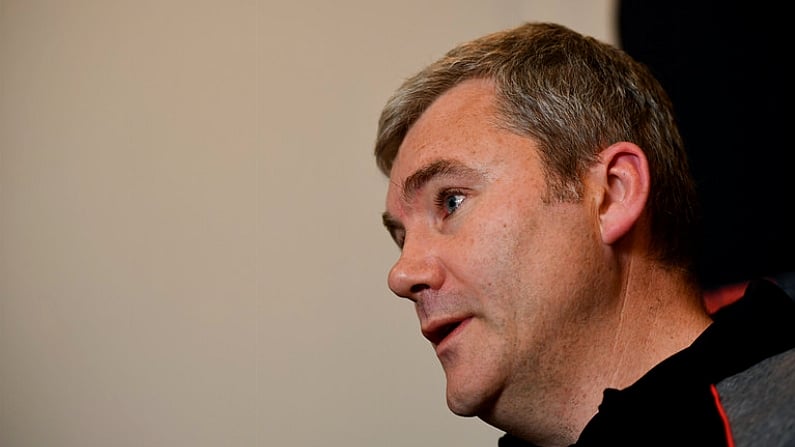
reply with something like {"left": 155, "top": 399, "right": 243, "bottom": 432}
{"left": 375, "top": 22, "right": 701, "bottom": 444}
{"left": 376, "top": 22, "right": 699, "bottom": 269}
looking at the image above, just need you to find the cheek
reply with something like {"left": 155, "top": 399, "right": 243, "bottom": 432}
{"left": 459, "top": 216, "right": 522, "bottom": 276}
{"left": 474, "top": 202, "right": 598, "bottom": 306}
{"left": 452, "top": 210, "right": 536, "bottom": 311}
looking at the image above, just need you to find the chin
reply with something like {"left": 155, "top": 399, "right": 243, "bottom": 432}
{"left": 447, "top": 398, "right": 480, "bottom": 417}
{"left": 442, "top": 356, "right": 505, "bottom": 417}
{"left": 445, "top": 383, "right": 497, "bottom": 418}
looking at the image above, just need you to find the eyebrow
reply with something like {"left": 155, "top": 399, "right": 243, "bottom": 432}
{"left": 381, "top": 159, "right": 484, "bottom": 237}
{"left": 401, "top": 159, "right": 483, "bottom": 204}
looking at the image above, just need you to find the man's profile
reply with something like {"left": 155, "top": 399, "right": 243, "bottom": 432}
{"left": 373, "top": 22, "right": 795, "bottom": 447}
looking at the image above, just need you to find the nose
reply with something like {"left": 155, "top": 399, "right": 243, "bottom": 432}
{"left": 387, "top": 235, "right": 445, "bottom": 301}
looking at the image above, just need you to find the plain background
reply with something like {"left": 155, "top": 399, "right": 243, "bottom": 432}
{"left": 0, "top": 1, "right": 614, "bottom": 446}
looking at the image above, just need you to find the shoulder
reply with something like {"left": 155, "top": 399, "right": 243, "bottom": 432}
{"left": 714, "top": 273, "right": 795, "bottom": 447}
{"left": 716, "top": 348, "right": 795, "bottom": 447}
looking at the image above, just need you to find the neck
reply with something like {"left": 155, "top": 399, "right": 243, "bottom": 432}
{"left": 486, "top": 260, "right": 712, "bottom": 447}
{"left": 605, "top": 263, "right": 711, "bottom": 389}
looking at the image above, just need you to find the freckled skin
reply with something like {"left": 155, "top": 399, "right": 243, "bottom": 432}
{"left": 385, "top": 79, "right": 623, "bottom": 443}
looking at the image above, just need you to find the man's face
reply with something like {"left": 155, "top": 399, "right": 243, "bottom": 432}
{"left": 382, "top": 78, "right": 611, "bottom": 422}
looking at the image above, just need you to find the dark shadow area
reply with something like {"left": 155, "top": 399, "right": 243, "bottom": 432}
{"left": 617, "top": 1, "right": 794, "bottom": 289}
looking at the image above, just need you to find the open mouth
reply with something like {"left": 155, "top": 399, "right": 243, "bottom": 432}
{"left": 423, "top": 320, "right": 463, "bottom": 346}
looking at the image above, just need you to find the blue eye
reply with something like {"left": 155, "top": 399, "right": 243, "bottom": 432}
{"left": 436, "top": 190, "right": 465, "bottom": 215}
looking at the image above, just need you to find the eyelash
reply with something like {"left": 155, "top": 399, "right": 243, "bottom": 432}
{"left": 434, "top": 188, "right": 466, "bottom": 216}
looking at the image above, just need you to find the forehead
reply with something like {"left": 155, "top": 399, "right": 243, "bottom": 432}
{"left": 392, "top": 78, "right": 501, "bottom": 176}
{"left": 387, "top": 78, "right": 540, "bottom": 191}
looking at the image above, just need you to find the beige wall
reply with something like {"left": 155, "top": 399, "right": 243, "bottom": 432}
{"left": 0, "top": 1, "right": 615, "bottom": 446}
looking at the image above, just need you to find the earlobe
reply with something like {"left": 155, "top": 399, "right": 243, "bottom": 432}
{"left": 595, "top": 142, "right": 650, "bottom": 245}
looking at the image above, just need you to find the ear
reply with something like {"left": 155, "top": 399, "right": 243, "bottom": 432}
{"left": 593, "top": 142, "right": 650, "bottom": 245}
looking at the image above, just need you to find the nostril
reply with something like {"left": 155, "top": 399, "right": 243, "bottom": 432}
{"left": 410, "top": 283, "right": 430, "bottom": 294}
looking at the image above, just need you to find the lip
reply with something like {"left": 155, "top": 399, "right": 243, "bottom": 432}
{"left": 421, "top": 316, "right": 472, "bottom": 351}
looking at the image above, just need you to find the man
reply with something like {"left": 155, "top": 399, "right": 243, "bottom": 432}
{"left": 373, "top": 22, "right": 795, "bottom": 446}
